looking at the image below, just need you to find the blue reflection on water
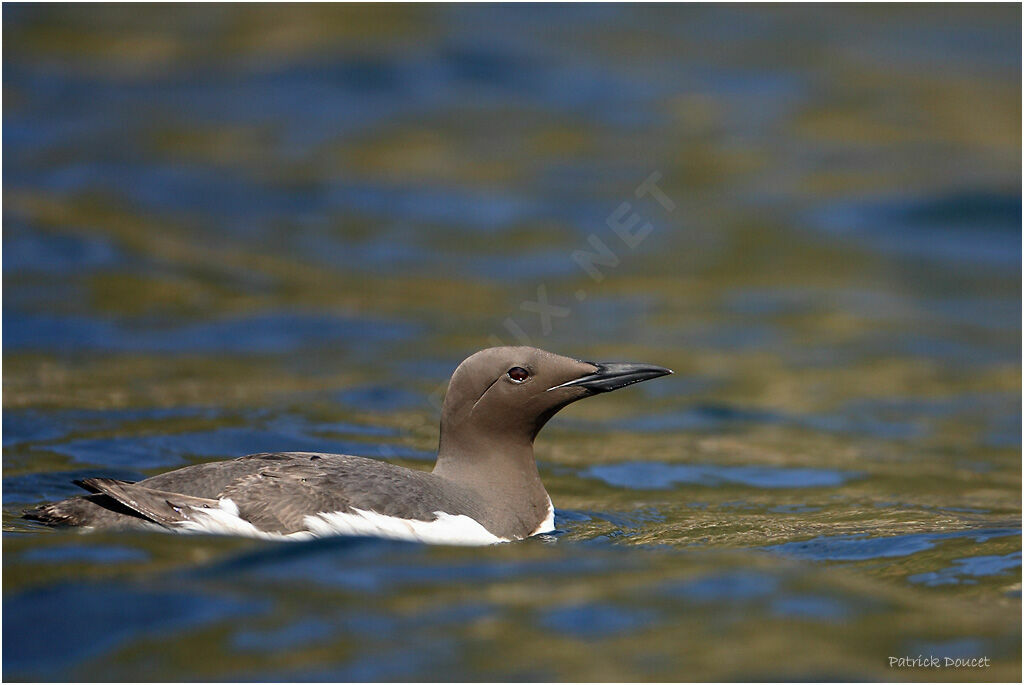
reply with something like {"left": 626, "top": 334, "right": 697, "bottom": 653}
{"left": 584, "top": 461, "right": 858, "bottom": 490}
{"left": 44, "top": 427, "right": 425, "bottom": 470}
{"left": 810, "top": 192, "right": 1022, "bottom": 270}
{"left": 764, "top": 528, "right": 1021, "bottom": 562}
{"left": 606, "top": 392, "right": 1020, "bottom": 449}
{"left": 334, "top": 385, "right": 426, "bottom": 412}
{"left": 909, "top": 552, "right": 1022, "bottom": 587}
{"left": 187, "top": 534, "right": 644, "bottom": 594}
{"left": 233, "top": 617, "right": 339, "bottom": 652}
{"left": 667, "top": 570, "right": 779, "bottom": 602}
{"left": 771, "top": 595, "right": 852, "bottom": 622}
{"left": 3, "top": 582, "right": 267, "bottom": 680}
{"left": 661, "top": 571, "right": 860, "bottom": 623}
{"left": 20, "top": 544, "right": 150, "bottom": 564}
{"left": 4, "top": 225, "right": 124, "bottom": 275}
{"left": 4, "top": 468, "right": 148, "bottom": 505}
{"left": 540, "top": 603, "right": 657, "bottom": 640}
{"left": 3, "top": 310, "right": 419, "bottom": 355}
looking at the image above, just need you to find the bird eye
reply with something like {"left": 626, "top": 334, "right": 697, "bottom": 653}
{"left": 507, "top": 367, "right": 530, "bottom": 383}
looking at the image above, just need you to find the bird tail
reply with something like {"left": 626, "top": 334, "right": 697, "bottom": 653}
{"left": 69, "top": 477, "right": 220, "bottom": 526}
{"left": 23, "top": 496, "right": 98, "bottom": 527}
{"left": 23, "top": 478, "right": 219, "bottom": 529}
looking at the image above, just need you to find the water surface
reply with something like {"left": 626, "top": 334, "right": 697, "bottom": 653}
{"left": 3, "top": 4, "right": 1021, "bottom": 681}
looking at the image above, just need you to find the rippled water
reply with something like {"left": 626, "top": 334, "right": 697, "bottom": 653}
{"left": 3, "top": 4, "right": 1021, "bottom": 681}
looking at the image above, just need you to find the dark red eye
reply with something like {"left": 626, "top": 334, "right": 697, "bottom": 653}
{"left": 507, "top": 367, "right": 529, "bottom": 382}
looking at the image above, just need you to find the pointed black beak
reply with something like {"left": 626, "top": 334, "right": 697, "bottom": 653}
{"left": 548, "top": 361, "right": 673, "bottom": 393}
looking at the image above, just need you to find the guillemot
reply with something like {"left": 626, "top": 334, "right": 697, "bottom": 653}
{"left": 24, "top": 346, "right": 671, "bottom": 545}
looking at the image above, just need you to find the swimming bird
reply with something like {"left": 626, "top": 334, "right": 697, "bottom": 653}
{"left": 24, "top": 346, "right": 671, "bottom": 545}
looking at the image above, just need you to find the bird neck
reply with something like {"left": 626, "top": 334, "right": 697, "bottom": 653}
{"left": 433, "top": 415, "right": 553, "bottom": 540}
{"left": 433, "top": 430, "right": 545, "bottom": 497}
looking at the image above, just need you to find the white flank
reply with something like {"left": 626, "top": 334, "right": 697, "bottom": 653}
{"left": 174, "top": 498, "right": 313, "bottom": 541}
{"left": 303, "top": 508, "right": 508, "bottom": 546}
{"left": 529, "top": 496, "right": 556, "bottom": 536}
{"left": 171, "top": 498, "right": 508, "bottom": 546}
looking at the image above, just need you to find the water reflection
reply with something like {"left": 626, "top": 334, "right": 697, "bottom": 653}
{"left": 3, "top": 3, "right": 1021, "bottom": 682}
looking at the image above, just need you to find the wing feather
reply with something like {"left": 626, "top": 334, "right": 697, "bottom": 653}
{"left": 75, "top": 477, "right": 221, "bottom": 526}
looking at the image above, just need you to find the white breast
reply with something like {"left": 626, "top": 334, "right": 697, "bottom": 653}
{"left": 530, "top": 496, "right": 556, "bottom": 536}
